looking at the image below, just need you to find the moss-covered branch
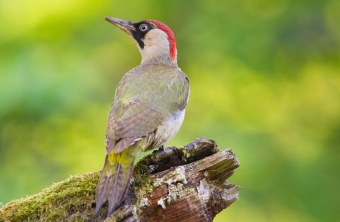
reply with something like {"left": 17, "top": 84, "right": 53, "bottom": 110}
{"left": 0, "top": 138, "right": 240, "bottom": 222}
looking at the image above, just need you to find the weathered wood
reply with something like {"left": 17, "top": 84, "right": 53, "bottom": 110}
{"left": 0, "top": 138, "right": 240, "bottom": 222}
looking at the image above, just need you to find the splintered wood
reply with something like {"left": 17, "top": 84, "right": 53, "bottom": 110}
{"left": 105, "top": 138, "right": 240, "bottom": 222}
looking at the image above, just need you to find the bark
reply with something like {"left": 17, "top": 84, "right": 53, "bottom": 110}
{"left": 0, "top": 138, "right": 240, "bottom": 222}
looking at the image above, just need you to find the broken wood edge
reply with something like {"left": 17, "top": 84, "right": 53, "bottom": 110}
{"left": 105, "top": 147, "right": 240, "bottom": 222}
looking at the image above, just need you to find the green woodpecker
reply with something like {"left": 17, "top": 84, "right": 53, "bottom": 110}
{"left": 95, "top": 17, "right": 190, "bottom": 216}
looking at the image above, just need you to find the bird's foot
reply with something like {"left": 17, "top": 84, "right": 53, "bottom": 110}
{"left": 158, "top": 145, "right": 164, "bottom": 151}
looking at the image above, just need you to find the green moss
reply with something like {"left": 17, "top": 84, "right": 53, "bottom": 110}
{"left": 0, "top": 172, "right": 101, "bottom": 222}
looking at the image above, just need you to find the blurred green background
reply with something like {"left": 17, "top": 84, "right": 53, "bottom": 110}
{"left": 0, "top": 0, "right": 339, "bottom": 221}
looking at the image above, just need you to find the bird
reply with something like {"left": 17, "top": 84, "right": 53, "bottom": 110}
{"left": 95, "top": 17, "right": 190, "bottom": 217}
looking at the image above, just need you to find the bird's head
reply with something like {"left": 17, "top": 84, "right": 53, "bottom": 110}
{"left": 105, "top": 17, "right": 177, "bottom": 65}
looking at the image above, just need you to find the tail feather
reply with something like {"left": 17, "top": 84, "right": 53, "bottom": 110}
{"left": 108, "top": 163, "right": 133, "bottom": 215}
{"left": 95, "top": 155, "right": 116, "bottom": 216}
{"left": 95, "top": 151, "right": 136, "bottom": 217}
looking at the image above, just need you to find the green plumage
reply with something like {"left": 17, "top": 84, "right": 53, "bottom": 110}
{"left": 95, "top": 63, "right": 189, "bottom": 216}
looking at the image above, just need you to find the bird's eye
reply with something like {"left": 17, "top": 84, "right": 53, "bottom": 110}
{"left": 139, "top": 24, "right": 149, "bottom": 32}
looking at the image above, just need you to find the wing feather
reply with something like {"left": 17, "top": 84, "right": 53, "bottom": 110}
{"left": 105, "top": 65, "right": 189, "bottom": 154}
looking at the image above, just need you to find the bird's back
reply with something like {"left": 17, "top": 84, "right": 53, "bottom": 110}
{"left": 106, "top": 64, "right": 189, "bottom": 150}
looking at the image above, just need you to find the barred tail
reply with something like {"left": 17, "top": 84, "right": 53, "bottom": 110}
{"left": 95, "top": 152, "right": 134, "bottom": 217}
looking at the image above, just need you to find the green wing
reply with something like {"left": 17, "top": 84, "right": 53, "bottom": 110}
{"left": 106, "top": 64, "right": 189, "bottom": 154}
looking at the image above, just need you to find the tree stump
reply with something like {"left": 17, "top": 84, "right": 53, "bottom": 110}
{"left": 0, "top": 138, "right": 240, "bottom": 222}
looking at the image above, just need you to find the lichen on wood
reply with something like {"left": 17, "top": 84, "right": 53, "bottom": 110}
{"left": 0, "top": 138, "right": 240, "bottom": 222}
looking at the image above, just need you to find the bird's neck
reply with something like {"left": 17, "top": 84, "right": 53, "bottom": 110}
{"left": 139, "top": 30, "right": 177, "bottom": 66}
{"left": 140, "top": 50, "right": 177, "bottom": 66}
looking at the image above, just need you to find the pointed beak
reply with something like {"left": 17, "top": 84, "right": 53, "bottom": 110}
{"left": 105, "top": 17, "right": 135, "bottom": 34}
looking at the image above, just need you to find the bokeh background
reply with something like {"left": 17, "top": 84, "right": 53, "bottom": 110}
{"left": 1, "top": 0, "right": 339, "bottom": 221}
